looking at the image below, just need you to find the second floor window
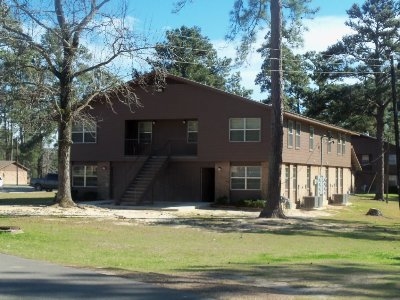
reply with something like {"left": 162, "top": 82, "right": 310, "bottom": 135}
{"left": 229, "top": 118, "right": 261, "bottom": 142}
{"left": 72, "top": 122, "right": 96, "bottom": 144}
{"left": 295, "top": 122, "right": 301, "bottom": 149}
{"left": 187, "top": 120, "right": 198, "bottom": 143}
{"left": 138, "top": 121, "right": 152, "bottom": 144}
{"left": 337, "top": 133, "right": 342, "bottom": 155}
{"left": 342, "top": 135, "right": 346, "bottom": 154}
{"left": 327, "top": 131, "right": 332, "bottom": 153}
{"left": 309, "top": 127, "right": 314, "bottom": 151}
{"left": 288, "top": 120, "right": 294, "bottom": 148}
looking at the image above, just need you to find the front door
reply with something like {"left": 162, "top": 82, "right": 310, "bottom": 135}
{"left": 201, "top": 168, "right": 215, "bottom": 202}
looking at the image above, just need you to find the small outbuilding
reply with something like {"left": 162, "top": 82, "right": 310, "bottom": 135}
{"left": 0, "top": 161, "right": 29, "bottom": 185}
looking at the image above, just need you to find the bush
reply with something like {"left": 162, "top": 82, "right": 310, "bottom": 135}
{"left": 236, "top": 199, "right": 266, "bottom": 208}
{"left": 215, "top": 196, "right": 229, "bottom": 205}
{"left": 83, "top": 191, "right": 98, "bottom": 201}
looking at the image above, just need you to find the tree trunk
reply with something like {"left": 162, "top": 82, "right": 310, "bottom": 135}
{"left": 56, "top": 118, "right": 75, "bottom": 207}
{"left": 374, "top": 105, "right": 385, "bottom": 201}
{"left": 259, "top": 0, "right": 284, "bottom": 218}
{"left": 55, "top": 67, "right": 76, "bottom": 207}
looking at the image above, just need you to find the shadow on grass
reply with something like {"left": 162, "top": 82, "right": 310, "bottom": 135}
{"left": 104, "top": 262, "right": 400, "bottom": 299}
{"left": 353, "top": 193, "right": 400, "bottom": 203}
{"left": 147, "top": 215, "right": 400, "bottom": 243}
{"left": 0, "top": 197, "right": 55, "bottom": 206}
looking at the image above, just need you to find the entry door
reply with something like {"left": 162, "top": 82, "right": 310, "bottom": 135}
{"left": 201, "top": 168, "right": 215, "bottom": 202}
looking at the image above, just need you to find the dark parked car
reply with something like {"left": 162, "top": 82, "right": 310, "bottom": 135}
{"left": 30, "top": 173, "right": 58, "bottom": 191}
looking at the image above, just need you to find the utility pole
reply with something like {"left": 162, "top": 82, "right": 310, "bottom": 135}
{"left": 389, "top": 53, "right": 400, "bottom": 209}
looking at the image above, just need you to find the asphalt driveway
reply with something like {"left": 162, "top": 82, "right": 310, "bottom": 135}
{"left": 0, "top": 185, "right": 35, "bottom": 193}
{"left": 0, "top": 254, "right": 204, "bottom": 299}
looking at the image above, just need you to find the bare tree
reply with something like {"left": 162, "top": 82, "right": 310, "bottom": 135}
{"left": 0, "top": 0, "right": 163, "bottom": 207}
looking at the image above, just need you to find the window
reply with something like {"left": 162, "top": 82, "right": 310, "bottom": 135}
{"left": 72, "top": 165, "right": 97, "bottom": 187}
{"left": 340, "top": 168, "right": 343, "bottom": 193}
{"left": 187, "top": 120, "right": 198, "bottom": 143}
{"left": 335, "top": 168, "right": 339, "bottom": 193}
{"left": 72, "top": 122, "right": 96, "bottom": 143}
{"left": 306, "top": 166, "right": 311, "bottom": 195}
{"left": 389, "top": 175, "right": 397, "bottom": 187}
{"left": 293, "top": 165, "right": 298, "bottom": 196}
{"left": 285, "top": 165, "right": 290, "bottom": 198}
{"left": 361, "top": 154, "right": 370, "bottom": 165}
{"left": 287, "top": 120, "right": 294, "bottom": 148}
{"left": 337, "top": 133, "right": 342, "bottom": 155}
{"left": 309, "top": 127, "right": 314, "bottom": 151}
{"left": 327, "top": 131, "right": 332, "bottom": 153}
{"left": 230, "top": 166, "right": 261, "bottom": 190}
{"left": 389, "top": 154, "right": 397, "bottom": 166}
{"left": 229, "top": 118, "right": 261, "bottom": 142}
{"left": 138, "top": 121, "right": 152, "bottom": 144}
{"left": 342, "top": 135, "right": 346, "bottom": 154}
{"left": 295, "top": 122, "right": 301, "bottom": 149}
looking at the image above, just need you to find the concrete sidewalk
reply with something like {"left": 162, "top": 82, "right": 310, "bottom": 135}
{"left": 0, "top": 254, "right": 206, "bottom": 299}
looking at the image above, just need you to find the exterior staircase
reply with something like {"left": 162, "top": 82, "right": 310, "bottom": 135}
{"left": 118, "top": 156, "right": 169, "bottom": 205}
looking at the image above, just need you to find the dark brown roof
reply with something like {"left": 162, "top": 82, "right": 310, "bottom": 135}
{"left": 284, "top": 111, "right": 360, "bottom": 136}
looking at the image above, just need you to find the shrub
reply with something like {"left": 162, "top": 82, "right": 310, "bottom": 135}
{"left": 215, "top": 196, "right": 229, "bottom": 205}
{"left": 236, "top": 199, "right": 266, "bottom": 208}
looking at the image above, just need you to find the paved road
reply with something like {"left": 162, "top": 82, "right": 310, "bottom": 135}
{"left": 0, "top": 185, "right": 35, "bottom": 193}
{"left": 0, "top": 254, "right": 205, "bottom": 299}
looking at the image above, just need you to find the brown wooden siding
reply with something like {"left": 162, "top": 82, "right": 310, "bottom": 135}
{"left": 282, "top": 118, "right": 352, "bottom": 168}
{"left": 72, "top": 81, "right": 272, "bottom": 163}
{"left": 71, "top": 75, "right": 358, "bottom": 203}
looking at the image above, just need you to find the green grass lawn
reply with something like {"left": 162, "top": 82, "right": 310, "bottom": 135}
{"left": 1, "top": 192, "right": 399, "bottom": 299}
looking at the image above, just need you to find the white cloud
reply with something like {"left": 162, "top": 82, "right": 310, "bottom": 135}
{"left": 298, "top": 16, "right": 354, "bottom": 54}
{"left": 212, "top": 16, "right": 353, "bottom": 100}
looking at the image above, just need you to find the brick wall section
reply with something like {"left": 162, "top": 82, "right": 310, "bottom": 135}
{"left": 261, "top": 161, "right": 268, "bottom": 199}
{"left": 214, "top": 161, "right": 230, "bottom": 201}
{"left": 1, "top": 165, "right": 28, "bottom": 185}
{"left": 97, "top": 162, "right": 110, "bottom": 200}
{"left": 280, "top": 164, "right": 353, "bottom": 206}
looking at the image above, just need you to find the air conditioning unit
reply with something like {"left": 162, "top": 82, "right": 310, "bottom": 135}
{"left": 303, "top": 196, "right": 321, "bottom": 209}
{"left": 332, "top": 194, "right": 348, "bottom": 205}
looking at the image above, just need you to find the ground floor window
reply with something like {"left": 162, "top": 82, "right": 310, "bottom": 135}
{"left": 285, "top": 165, "right": 290, "bottom": 197}
{"left": 72, "top": 165, "right": 97, "bottom": 187}
{"left": 389, "top": 175, "right": 397, "bottom": 187}
{"left": 230, "top": 166, "right": 261, "bottom": 190}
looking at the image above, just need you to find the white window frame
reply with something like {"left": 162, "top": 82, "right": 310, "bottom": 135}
{"left": 342, "top": 135, "right": 346, "bottom": 155}
{"left": 72, "top": 122, "right": 97, "bottom": 144}
{"left": 309, "top": 126, "right": 314, "bottom": 151}
{"left": 327, "top": 131, "right": 332, "bottom": 153}
{"left": 361, "top": 154, "right": 370, "bottom": 165}
{"left": 187, "top": 120, "right": 198, "bottom": 144}
{"left": 389, "top": 175, "right": 397, "bottom": 187}
{"left": 230, "top": 166, "right": 261, "bottom": 190}
{"left": 72, "top": 165, "right": 97, "bottom": 187}
{"left": 229, "top": 118, "right": 261, "bottom": 142}
{"left": 389, "top": 154, "right": 397, "bottom": 166}
{"left": 138, "top": 121, "right": 152, "bottom": 144}
{"left": 287, "top": 120, "right": 294, "bottom": 148}
{"left": 285, "top": 165, "right": 290, "bottom": 197}
{"left": 295, "top": 122, "right": 301, "bottom": 149}
{"left": 337, "top": 133, "right": 342, "bottom": 155}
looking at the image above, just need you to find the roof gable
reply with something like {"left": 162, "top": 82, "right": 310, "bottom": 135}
{"left": 0, "top": 161, "right": 29, "bottom": 171}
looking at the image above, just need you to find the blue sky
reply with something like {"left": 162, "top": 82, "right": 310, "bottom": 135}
{"left": 128, "top": 0, "right": 366, "bottom": 99}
